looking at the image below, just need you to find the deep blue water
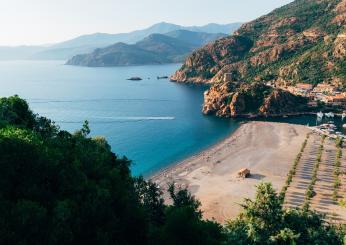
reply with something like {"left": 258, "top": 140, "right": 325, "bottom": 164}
{"left": 0, "top": 60, "right": 240, "bottom": 176}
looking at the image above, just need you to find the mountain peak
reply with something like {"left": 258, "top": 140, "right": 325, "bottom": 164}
{"left": 66, "top": 29, "right": 228, "bottom": 67}
{"left": 1, "top": 22, "right": 242, "bottom": 60}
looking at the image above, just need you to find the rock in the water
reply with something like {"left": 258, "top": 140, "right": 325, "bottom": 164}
{"left": 127, "top": 77, "right": 143, "bottom": 81}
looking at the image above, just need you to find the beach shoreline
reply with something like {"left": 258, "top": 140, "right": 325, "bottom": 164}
{"left": 150, "top": 121, "right": 311, "bottom": 223}
{"left": 146, "top": 121, "right": 245, "bottom": 179}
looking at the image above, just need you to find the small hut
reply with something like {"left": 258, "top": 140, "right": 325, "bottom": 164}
{"left": 237, "top": 168, "right": 251, "bottom": 178}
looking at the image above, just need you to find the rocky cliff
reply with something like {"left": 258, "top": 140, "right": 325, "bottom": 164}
{"left": 172, "top": 0, "right": 346, "bottom": 117}
{"left": 203, "top": 82, "right": 308, "bottom": 117}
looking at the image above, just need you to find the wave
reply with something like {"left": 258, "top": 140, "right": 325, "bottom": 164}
{"left": 55, "top": 116, "right": 175, "bottom": 124}
{"left": 93, "top": 116, "right": 175, "bottom": 120}
{"left": 28, "top": 98, "right": 175, "bottom": 103}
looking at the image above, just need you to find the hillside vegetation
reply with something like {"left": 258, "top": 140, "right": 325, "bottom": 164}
{"left": 172, "top": 0, "right": 346, "bottom": 117}
{"left": 0, "top": 95, "right": 345, "bottom": 244}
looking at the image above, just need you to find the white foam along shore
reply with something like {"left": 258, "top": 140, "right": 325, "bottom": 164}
{"left": 94, "top": 116, "right": 175, "bottom": 120}
{"left": 150, "top": 121, "right": 311, "bottom": 223}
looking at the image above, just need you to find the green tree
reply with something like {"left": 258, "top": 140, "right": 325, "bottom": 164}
{"left": 0, "top": 95, "right": 35, "bottom": 129}
{"left": 225, "top": 182, "right": 344, "bottom": 245}
{"left": 157, "top": 184, "right": 225, "bottom": 245}
{"left": 0, "top": 96, "right": 227, "bottom": 245}
{"left": 0, "top": 121, "right": 148, "bottom": 245}
{"left": 0, "top": 96, "right": 344, "bottom": 245}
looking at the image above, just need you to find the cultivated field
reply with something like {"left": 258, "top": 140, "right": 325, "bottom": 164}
{"left": 284, "top": 133, "right": 346, "bottom": 223}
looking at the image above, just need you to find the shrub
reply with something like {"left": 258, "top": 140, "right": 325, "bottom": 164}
{"left": 226, "top": 183, "right": 345, "bottom": 244}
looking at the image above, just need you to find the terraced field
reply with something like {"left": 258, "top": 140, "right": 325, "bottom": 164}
{"left": 284, "top": 133, "right": 346, "bottom": 223}
{"left": 309, "top": 138, "right": 346, "bottom": 222}
{"left": 284, "top": 133, "right": 320, "bottom": 209}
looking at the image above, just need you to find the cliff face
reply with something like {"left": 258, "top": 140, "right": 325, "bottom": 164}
{"left": 172, "top": 0, "right": 346, "bottom": 117}
{"left": 202, "top": 82, "right": 308, "bottom": 117}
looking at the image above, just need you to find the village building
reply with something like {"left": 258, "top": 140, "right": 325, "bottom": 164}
{"left": 307, "top": 101, "right": 318, "bottom": 107}
{"left": 283, "top": 82, "right": 346, "bottom": 108}
{"left": 265, "top": 81, "right": 275, "bottom": 87}
{"left": 313, "top": 92, "right": 327, "bottom": 102}
{"left": 286, "top": 83, "right": 313, "bottom": 96}
{"left": 312, "top": 83, "right": 338, "bottom": 94}
{"left": 296, "top": 83, "right": 313, "bottom": 91}
{"left": 324, "top": 93, "right": 346, "bottom": 107}
{"left": 223, "top": 73, "right": 238, "bottom": 82}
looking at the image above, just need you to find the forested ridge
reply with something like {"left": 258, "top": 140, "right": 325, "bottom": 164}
{"left": 172, "top": 0, "right": 346, "bottom": 118}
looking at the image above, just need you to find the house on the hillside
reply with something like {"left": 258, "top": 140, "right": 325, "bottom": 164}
{"left": 313, "top": 84, "right": 338, "bottom": 94}
{"left": 286, "top": 83, "right": 313, "bottom": 96}
{"left": 324, "top": 93, "right": 346, "bottom": 107}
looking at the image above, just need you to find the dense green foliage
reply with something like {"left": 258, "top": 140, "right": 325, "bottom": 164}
{"left": 0, "top": 96, "right": 148, "bottom": 245}
{"left": 0, "top": 95, "right": 344, "bottom": 244}
{"left": 174, "top": 0, "right": 346, "bottom": 90}
{"left": 226, "top": 183, "right": 345, "bottom": 244}
{"left": 241, "top": 31, "right": 342, "bottom": 86}
{"left": 0, "top": 95, "right": 223, "bottom": 245}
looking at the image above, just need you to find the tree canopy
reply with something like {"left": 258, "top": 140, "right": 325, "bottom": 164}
{"left": 0, "top": 95, "right": 344, "bottom": 245}
{"left": 0, "top": 96, "right": 223, "bottom": 245}
{"left": 226, "top": 182, "right": 344, "bottom": 244}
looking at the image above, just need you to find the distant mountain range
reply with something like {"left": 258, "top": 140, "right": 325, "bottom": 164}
{"left": 66, "top": 30, "right": 227, "bottom": 66}
{"left": 0, "top": 22, "right": 241, "bottom": 61}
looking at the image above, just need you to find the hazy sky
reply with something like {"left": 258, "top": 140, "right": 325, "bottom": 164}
{"left": 0, "top": 0, "right": 293, "bottom": 46}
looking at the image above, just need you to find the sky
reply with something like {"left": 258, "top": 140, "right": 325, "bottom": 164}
{"left": 0, "top": 0, "right": 293, "bottom": 46}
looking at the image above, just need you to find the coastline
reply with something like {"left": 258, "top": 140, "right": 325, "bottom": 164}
{"left": 208, "top": 111, "right": 345, "bottom": 119}
{"left": 146, "top": 122, "right": 245, "bottom": 179}
{"left": 150, "top": 121, "right": 311, "bottom": 223}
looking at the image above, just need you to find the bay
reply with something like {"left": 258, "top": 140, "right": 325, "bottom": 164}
{"left": 0, "top": 60, "right": 240, "bottom": 175}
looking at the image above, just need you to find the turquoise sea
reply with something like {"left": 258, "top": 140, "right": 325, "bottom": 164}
{"left": 1, "top": 60, "right": 345, "bottom": 176}
{"left": 0, "top": 60, "right": 240, "bottom": 176}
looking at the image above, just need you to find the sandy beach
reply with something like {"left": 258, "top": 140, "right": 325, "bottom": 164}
{"left": 151, "top": 121, "right": 311, "bottom": 223}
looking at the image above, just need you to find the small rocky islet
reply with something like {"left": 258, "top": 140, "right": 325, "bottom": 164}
{"left": 127, "top": 77, "right": 143, "bottom": 81}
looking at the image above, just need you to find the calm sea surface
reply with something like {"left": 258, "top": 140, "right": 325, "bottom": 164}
{"left": 0, "top": 60, "right": 240, "bottom": 176}
{"left": 1, "top": 60, "right": 344, "bottom": 175}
